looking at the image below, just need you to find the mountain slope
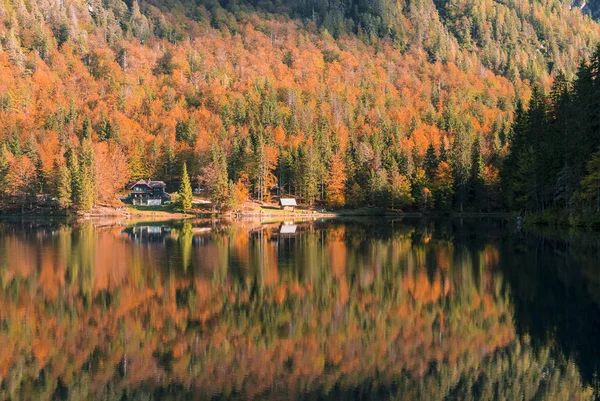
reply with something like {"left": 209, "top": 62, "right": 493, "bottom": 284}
{"left": 144, "top": 0, "right": 600, "bottom": 81}
{"left": 0, "top": 0, "right": 597, "bottom": 212}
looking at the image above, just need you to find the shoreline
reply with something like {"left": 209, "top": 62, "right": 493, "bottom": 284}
{"left": 0, "top": 207, "right": 514, "bottom": 222}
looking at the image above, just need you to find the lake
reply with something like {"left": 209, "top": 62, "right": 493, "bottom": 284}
{"left": 0, "top": 217, "right": 599, "bottom": 400}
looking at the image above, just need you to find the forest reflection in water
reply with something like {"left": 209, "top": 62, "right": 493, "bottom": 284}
{"left": 0, "top": 217, "right": 599, "bottom": 400}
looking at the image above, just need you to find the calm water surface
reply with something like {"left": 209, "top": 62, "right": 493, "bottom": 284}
{"left": 0, "top": 218, "right": 599, "bottom": 400}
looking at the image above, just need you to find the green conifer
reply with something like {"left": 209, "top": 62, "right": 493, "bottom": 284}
{"left": 178, "top": 162, "right": 193, "bottom": 212}
{"left": 56, "top": 163, "right": 72, "bottom": 209}
{"left": 424, "top": 143, "right": 439, "bottom": 180}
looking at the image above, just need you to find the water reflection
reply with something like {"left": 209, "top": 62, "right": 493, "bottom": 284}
{"left": 0, "top": 218, "right": 597, "bottom": 400}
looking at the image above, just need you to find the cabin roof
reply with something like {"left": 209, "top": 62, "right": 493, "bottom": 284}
{"left": 279, "top": 198, "right": 297, "bottom": 206}
{"left": 127, "top": 180, "right": 167, "bottom": 190}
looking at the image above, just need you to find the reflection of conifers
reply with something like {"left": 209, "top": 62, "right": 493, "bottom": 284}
{"left": 178, "top": 223, "right": 193, "bottom": 272}
{"left": 501, "top": 229, "right": 600, "bottom": 395}
{"left": 0, "top": 221, "right": 593, "bottom": 400}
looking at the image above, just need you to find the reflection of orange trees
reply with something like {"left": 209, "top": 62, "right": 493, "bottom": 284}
{"left": 0, "top": 223, "right": 591, "bottom": 399}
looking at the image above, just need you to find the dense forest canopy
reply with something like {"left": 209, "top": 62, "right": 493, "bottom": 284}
{"left": 502, "top": 48, "right": 600, "bottom": 221}
{"left": 0, "top": 0, "right": 598, "bottom": 213}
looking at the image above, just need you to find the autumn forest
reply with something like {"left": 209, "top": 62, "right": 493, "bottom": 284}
{"left": 0, "top": 0, "right": 600, "bottom": 217}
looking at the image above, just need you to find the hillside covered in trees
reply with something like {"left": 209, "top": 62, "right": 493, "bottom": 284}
{"left": 0, "top": 0, "right": 599, "bottom": 213}
{"left": 503, "top": 48, "right": 600, "bottom": 224}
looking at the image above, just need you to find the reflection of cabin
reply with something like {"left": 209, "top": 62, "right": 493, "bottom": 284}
{"left": 127, "top": 180, "right": 170, "bottom": 205}
{"left": 280, "top": 222, "right": 297, "bottom": 235}
{"left": 192, "top": 227, "right": 212, "bottom": 235}
{"left": 122, "top": 226, "right": 171, "bottom": 243}
{"left": 279, "top": 198, "right": 297, "bottom": 211}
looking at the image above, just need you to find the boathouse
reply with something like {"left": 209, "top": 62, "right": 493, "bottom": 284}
{"left": 279, "top": 198, "right": 297, "bottom": 211}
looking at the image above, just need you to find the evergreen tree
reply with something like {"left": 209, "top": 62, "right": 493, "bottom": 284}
{"left": 502, "top": 99, "right": 527, "bottom": 210}
{"left": 79, "top": 138, "right": 97, "bottom": 211}
{"left": 299, "top": 144, "right": 319, "bottom": 205}
{"left": 8, "top": 128, "right": 21, "bottom": 157}
{"left": 370, "top": 168, "right": 389, "bottom": 207}
{"left": 56, "top": 163, "right": 72, "bottom": 209}
{"left": 438, "top": 141, "right": 448, "bottom": 163}
{"left": 527, "top": 85, "right": 549, "bottom": 210}
{"left": 580, "top": 150, "right": 600, "bottom": 213}
{"left": 161, "top": 141, "right": 177, "bottom": 182}
{"left": 66, "top": 149, "right": 82, "bottom": 209}
{"left": 175, "top": 116, "right": 197, "bottom": 146}
{"left": 0, "top": 144, "right": 11, "bottom": 202}
{"left": 207, "top": 143, "right": 230, "bottom": 211}
{"left": 22, "top": 137, "right": 43, "bottom": 194}
{"left": 225, "top": 180, "right": 238, "bottom": 212}
{"left": 98, "top": 116, "right": 117, "bottom": 142}
{"left": 451, "top": 123, "right": 470, "bottom": 212}
{"left": 178, "top": 162, "right": 193, "bottom": 212}
{"left": 424, "top": 143, "right": 439, "bottom": 181}
{"left": 81, "top": 116, "right": 93, "bottom": 140}
{"left": 469, "top": 136, "right": 485, "bottom": 211}
{"left": 67, "top": 141, "right": 97, "bottom": 212}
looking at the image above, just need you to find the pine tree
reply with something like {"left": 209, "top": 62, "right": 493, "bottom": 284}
{"left": 370, "top": 168, "right": 389, "bottom": 207}
{"left": 66, "top": 149, "right": 82, "bottom": 208}
{"left": 438, "top": 141, "right": 448, "bottom": 163}
{"left": 78, "top": 138, "right": 97, "bottom": 211}
{"left": 469, "top": 136, "right": 485, "bottom": 211}
{"left": 424, "top": 143, "right": 439, "bottom": 181}
{"left": 77, "top": 170, "right": 95, "bottom": 212}
{"left": 225, "top": 180, "right": 238, "bottom": 212}
{"left": 161, "top": 141, "right": 177, "bottom": 182}
{"left": 66, "top": 141, "right": 97, "bottom": 213}
{"left": 56, "top": 163, "right": 72, "bottom": 209}
{"left": 580, "top": 150, "right": 600, "bottom": 212}
{"left": 8, "top": 128, "right": 21, "bottom": 157}
{"left": 300, "top": 144, "right": 319, "bottom": 205}
{"left": 81, "top": 116, "right": 92, "bottom": 139}
{"left": 208, "top": 143, "right": 230, "bottom": 211}
{"left": 451, "top": 123, "right": 470, "bottom": 212}
{"left": 175, "top": 116, "right": 197, "bottom": 146}
{"left": 178, "top": 162, "right": 193, "bottom": 212}
{"left": 502, "top": 99, "right": 528, "bottom": 210}
{"left": 0, "top": 144, "right": 11, "bottom": 202}
{"left": 98, "top": 116, "right": 120, "bottom": 143}
{"left": 527, "top": 85, "right": 549, "bottom": 210}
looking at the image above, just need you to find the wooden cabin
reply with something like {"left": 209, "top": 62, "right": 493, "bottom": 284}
{"left": 127, "top": 180, "right": 170, "bottom": 205}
